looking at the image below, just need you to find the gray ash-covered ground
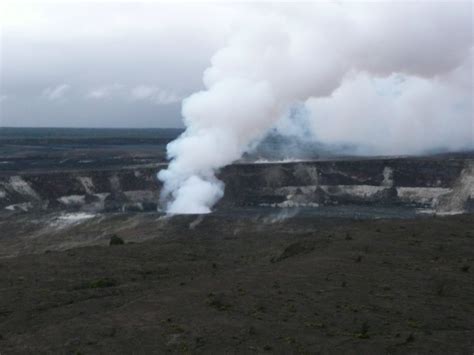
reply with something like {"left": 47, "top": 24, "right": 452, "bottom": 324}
{"left": 1, "top": 128, "right": 473, "bottom": 354}
{"left": 0, "top": 212, "right": 473, "bottom": 354}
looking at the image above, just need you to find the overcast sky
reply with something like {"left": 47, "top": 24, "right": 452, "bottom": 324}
{"left": 0, "top": 0, "right": 472, "bottom": 132}
{"left": 0, "top": 1, "right": 244, "bottom": 127}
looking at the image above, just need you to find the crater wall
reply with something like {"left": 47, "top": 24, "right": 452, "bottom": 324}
{"left": 0, "top": 157, "right": 473, "bottom": 213}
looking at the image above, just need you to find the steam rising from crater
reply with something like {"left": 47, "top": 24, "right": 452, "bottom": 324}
{"left": 159, "top": 2, "right": 473, "bottom": 214}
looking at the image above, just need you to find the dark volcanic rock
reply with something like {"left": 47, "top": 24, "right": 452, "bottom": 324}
{"left": 0, "top": 214, "right": 473, "bottom": 354}
{"left": 109, "top": 235, "right": 124, "bottom": 246}
{"left": 0, "top": 156, "right": 472, "bottom": 213}
{"left": 272, "top": 241, "right": 316, "bottom": 262}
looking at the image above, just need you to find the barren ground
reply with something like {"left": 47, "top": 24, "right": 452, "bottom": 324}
{"left": 0, "top": 213, "right": 473, "bottom": 354}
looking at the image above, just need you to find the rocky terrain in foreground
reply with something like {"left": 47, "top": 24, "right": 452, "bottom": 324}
{"left": 1, "top": 130, "right": 473, "bottom": 353}
{"left": 0, "top": 213, "right": 473, "bottom": 354}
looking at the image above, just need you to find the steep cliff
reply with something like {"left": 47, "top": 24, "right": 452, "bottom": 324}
{"left": 0, "top": 157, "right": 473, "bottom": 214}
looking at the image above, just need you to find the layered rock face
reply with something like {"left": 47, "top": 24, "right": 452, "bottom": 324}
{"left": 220, "top": 158, "right": 474, "bottom": 213}
{"left": 0, "top": 157, "right": 473, "bottom": 213}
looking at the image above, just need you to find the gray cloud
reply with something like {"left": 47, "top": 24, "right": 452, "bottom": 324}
{"left": 130, "top": 85, "right": 181, "bottom": 105}
{"left": 42, "top": 84, "right": 70, "bottom": 101}
{"left": 83, "top": 84, "right": 181, "bottom": 105}
{"left": 85, "top": 84, "right": 124, "bottom": 100}
{"left": 0, "top": 2, "right": 235, "bottom": 127}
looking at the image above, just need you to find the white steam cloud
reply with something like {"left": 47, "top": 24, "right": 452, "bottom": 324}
{"left": 159, "top": 2, "right": 473, "bottom": 214}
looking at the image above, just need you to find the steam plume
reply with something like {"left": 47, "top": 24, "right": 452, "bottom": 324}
{"left": 159, "top": 2, "right": 473, "bottom": 214}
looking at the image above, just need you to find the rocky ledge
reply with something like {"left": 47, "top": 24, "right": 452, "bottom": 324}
{"left": 0, "top": 156, "right": 473, "bottom": 214}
